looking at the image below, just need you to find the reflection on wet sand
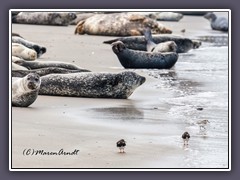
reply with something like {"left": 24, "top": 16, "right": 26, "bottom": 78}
{"left": 197, "top": 35, "right": 228, "bottom": 46}
{"left": 147, "top": 69, "right": 202, "bottom": 96}
{"left": 88, "top": 106, "right": 144, "bottom": 121}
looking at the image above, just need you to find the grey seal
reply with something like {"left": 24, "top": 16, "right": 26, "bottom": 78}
{"left": 111, "top": 41, "right": 178, "bottom": 69}
{"left": 144, "top": 28, "right": 177, "bottom": 53}
{"left": 12, "top": 12, "right": 77, "bottom": 26}
{"left": 14, "top": 59, "right": 88, "bottom": 71}
{"left": 74, "top": 12, "right": 172, "bottom": 36}
{"left": 12, "top": 73, "right": 41, "bottom": 107}
{"left": 39, "top": 71, "right": 146, "bottom": 99}
{"left": 204, "top": 12, "right": 228, "bottom": 32}
{"left": 104, "top": 35, "right": 200, "bottom": 53}
{"left": 12, "top": 67, "right": 90, "bottom": 77}
{"left": 12, "top": 35, "right": 47, "bottom": 58}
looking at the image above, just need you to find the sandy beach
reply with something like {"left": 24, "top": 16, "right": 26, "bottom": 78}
{"left": 11, "top": 11, "right": 229, "bottom": 169}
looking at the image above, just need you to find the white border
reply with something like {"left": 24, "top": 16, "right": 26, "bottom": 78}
{"left": 9, "top": 9, "right": 231, "bottom": 171}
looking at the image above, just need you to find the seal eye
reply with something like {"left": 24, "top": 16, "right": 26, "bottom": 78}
{"left": 27, "top": 77, "right": 30, "bottom": 80}
{"left": 35, "top": 78, "right": 39, "bottom": 81}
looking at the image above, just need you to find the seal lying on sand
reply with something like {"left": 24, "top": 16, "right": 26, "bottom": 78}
{"left": 12, "top": 62, "right": 28, "bottom": 71}
{"left": 74, "top": 12, "right": 172, "bottom": 36}
{"left": 111, "top": 41, "right": 178, "bottom": 69}
{"left": 12, "top": 12, "right": 77, "bottom": 26}
{"left": 12, "top": 43, "right": 37, "bottom": 60}
{"left": 154, "top": 12, "right": 183, "bottom": 21}
{"left": 12, "top": 73, "right": 41, "bottom": 107}
{"left": 39, "top": 71, "right": 146, "bottom": 99}
{"left": 104, "top": 35, "right": 201, "bottom": 53}
{"left": 69, "top": 12, "right": 96, "bottom": 25}
{"left": 144, "top": 28, "right": 177, "bottom": 53}
{"left": 204, "top": 12, "right": 228, "bottom": 32}
{"left": 12, "top": 67, "right": 90, "bottom": 77}
{"left": 176, "top": 11, "right": 208, "bottom": 16}
{"left": 14, "top": 59, "right": 88, "bottom": 71}
{"left": 12, "top": 36, "right": 47, "bottom": 58}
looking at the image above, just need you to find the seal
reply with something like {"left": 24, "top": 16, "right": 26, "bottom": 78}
{"left": 12, "top": 62, "right": 28, "bottom": 71}
{"left": 12, "top": 12, "right": 77, "bottom": 26}
{"left": 175, "top": 11, "right": 208, "bottom": 16}
{"left": 13, "top": 59, "right": 88, "bottom": 71}
{"left": 103, "top": 34, "right": 200, "bottom": 53}
{"left": 12, "top": 56, "right": 23, "bottom": 62}
{"left": 69, "top": 12, "right": 96, "bottom": 25}
{"left": 204, "top": 12, "right": 228, "bottom": 32}
{"left": 74, "top": 12, "right": 172, "bottom": 36}
{"left": 111, "top": 41, "right": 178, "bottom": 69}
{"left": 144, "top": 28, "right": 177, "bottom": 53}
{"left": 12, "top": 73, "right": 41, "bottom": 107}
{"left": 12, "top": 43, "right": 37, "bottom": 60}
{"left": 12, "top": 36, "right": 47, "bottom": 58}
{"left": 39, "top": 71, "right": 146, "bottom": 99}
{"left": 154, "top": 12, "right": 183, "bottom": 21}
{"left": 12, "top": 67, "right": 90, "bottom": 78}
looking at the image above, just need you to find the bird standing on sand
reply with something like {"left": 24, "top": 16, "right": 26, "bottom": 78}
{"left": 204, "top": 12, "right": 228, "bottom": 32}
{"left": 196, "top": 119, "right": 210, "bottom": 130}
{"left": 182, "top": 132, "right": 190, "bottom": 145}
{"left": 116, "top": 139, "right": 126, "bottom": 153}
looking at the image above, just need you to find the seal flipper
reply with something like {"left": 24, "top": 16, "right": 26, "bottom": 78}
{"left": 143, "top": 28, "right": 156, "bottom": 52}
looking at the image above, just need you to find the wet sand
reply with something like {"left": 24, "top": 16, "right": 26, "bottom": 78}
{"left": 11, "top": 12, "right": 229, "bottom": 169}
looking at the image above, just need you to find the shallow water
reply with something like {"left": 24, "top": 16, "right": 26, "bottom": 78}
{"left": 67, "top": 40, "right": 229, "bottom": 168}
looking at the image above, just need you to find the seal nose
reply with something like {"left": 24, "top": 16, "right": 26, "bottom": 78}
{"left": 29, "top": 51, "right": 37, "bottom": 60}
{"left": 28, "top": 82, "right": 37, "bottom": 90}
{"left": 139, "top": 76, "right": 146, "bottom": 85}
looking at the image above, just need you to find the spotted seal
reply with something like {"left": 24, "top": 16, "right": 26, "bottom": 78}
{"left": 12, "top": 67, "right": 90, "bottom": 77}
{"left": 103, "top": 34, "right": 200, "bottom": 53}
{"left": 204, "top": 12, "right": 228, "bottom": 32}
{"left": 39, "top": 71, "right": 146, "bottom": 99}
{"left": 12, "top": 43, "right": 37, "bottom": 60}
{"left": 12, "top": 36, "right": 47, "bottom": 58}
{"left": 14, "top": 59, "right": 88, "bottom": 71}
{"left": 74, "top": 12, "right": 172, "bottom": 36}
{"left": 111, "top": 41, "right": 178, "bottom": 69}
{"left": 12, "top": 73, "right": 41, "bottom": 107}
{"left": 144, "top": 28, "right": 177, "bottom": 53}
{"left": 12, "top": 12, "right": 77, "bottom": 26}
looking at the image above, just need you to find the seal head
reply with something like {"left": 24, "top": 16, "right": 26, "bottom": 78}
{"left": 12, "top": 73, "right": 41, "bottom": 107}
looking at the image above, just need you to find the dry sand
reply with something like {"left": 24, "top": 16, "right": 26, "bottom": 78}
{"left": 11, "top": 12, "right": 229, "bottom": 169}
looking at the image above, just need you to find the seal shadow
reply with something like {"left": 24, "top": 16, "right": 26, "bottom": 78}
{"left": 88, "top": 106, "right": 144, "bottom": 121}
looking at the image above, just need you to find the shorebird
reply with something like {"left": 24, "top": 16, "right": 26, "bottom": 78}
{"left": 196, "top": 119, "right": 210, "bottom": 130}
{"left": 182, "top": 132, "right": 190, "bottom": 145}
{"left": 180, "top": 29, "right": 186, "bottom": 33}
{"left": 116, "top": 139, "right": 126, "bottom": 153}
